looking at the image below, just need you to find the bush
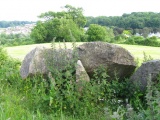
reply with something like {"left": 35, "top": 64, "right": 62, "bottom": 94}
{"left": 0, "top": 33, "right": 34, "bottom": 46}
{"left": 111, "top": 34, "right": 127, "bottom": 43}
{"left": 86, "top": 24, "right": 108, "bottom": 42}
{"left": 0, "top": 47, "right": 8, "bottom": 65}
{"left": 122, "top": 35, "right": 160, "bottom": 47}
{"left": 0, "top": 47, "right": 20, "bottom": 82}
{"left": 143, "top": 37, "right": 160, "bottom": 47}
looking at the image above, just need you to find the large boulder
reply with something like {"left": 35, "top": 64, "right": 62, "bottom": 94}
{"left": 20, "top": 46, "right": 47, "bottom": 79}
{"left": 77, "top": 42, "right": 136, "bottom": 80}
{"left": 130, "top": 59, "right": 160, "bottom": 90}
{"left": 44, "top": 48, "right": 74, "bottom": 72}
{"left": 20, "top": 46, "right": 74, "bottom": 79}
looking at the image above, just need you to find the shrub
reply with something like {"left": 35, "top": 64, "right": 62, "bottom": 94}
{"left": 122, "top": 35, "right": 160, "bottom": 47}
{"left": 0, "top": 47, "right": 21, "bottom": 83}
{"left": 0, "top": 47, "right": 8, "bottom": 65}
{"left": 110, "top": 34, "right": 127, "bottom": 43}
{"left": 143, "top": 37, "right": 160, "bottom": 47}
{"left": 0, "top": 33, "right": 34, "bottom": 46}
{"left": 86, "top": 24, "right": 108, "bottom": 42}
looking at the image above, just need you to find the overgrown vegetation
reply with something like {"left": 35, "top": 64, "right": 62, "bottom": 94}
{"left": 110, "top": 35, "right": 160, "bottom": 47}
{"left": 0, "top": 33, "right": 34, "bottom": 46}
{"left": 0, "top": 42, "right": 160, "bottom": 119}
{"left": 86, "top": 24, "right": 114, "bottom": 42}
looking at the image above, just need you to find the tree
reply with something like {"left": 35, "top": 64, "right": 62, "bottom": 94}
{"left": 31, "top": 5, "right": 86, "bottom": 43}
{"left": 30, "top": 21, "right": 47, "bottom": 43}
{"left": 86, "top": 24, "right": 107, "bottom": 41}
{"left": 86, "top": 12, "right": 160, "bottom": 35}
{"left": 142, "top": 27, "right": 152, "bottom": 38}
{"left": 105, "top": 27, "right": 115, "bottom": 41}
{"left": 64, "top": 4, "right": 86, "bottom": 28}
{"left": 38, "top": 11, "right": 66, "bottom": 20}
{"left": 123, "top": 30, "right": 132, "bottom": 36}
{"left": 59, "top": 19, "right": 85, "bottom": 42}
{"left": 38, "top": 5, "right": 87, "bottom": 28}
{"left": 31, "top": 19, "right": 82, "bottom": 43}
{"left": 113, "top": 27, "right": 124, "bottom": 35}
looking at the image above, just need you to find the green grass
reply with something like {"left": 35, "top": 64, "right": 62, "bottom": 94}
{"left": 118, "top": 44, "right": 160, "bottom": 60}
{"left": 5, "top": 43, "right": 51, "bottom": 60}
{"left": 5, "top": 42, "right": 160, "bottom": 62}
{"left": 5, "top": 42, "right": 83, "bottom": 61}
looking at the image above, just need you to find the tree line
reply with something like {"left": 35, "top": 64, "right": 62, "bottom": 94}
{"left": 1, "top": 5, "right": 160, "bottom": 46}
{"left": 0, "top": 21, "right": 35, "bottom": 28}
{"left": 86, "top": 12, "right": 160, "bottom": 29}
{"left": 86, "top": 12, "right": 160, "bottom": 35}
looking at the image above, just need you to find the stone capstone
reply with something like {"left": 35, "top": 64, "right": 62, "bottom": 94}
{"left": 77, "top": 42, "right": 136, "bottom": 80}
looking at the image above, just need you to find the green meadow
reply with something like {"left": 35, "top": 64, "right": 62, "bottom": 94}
{"left": 5, "top": 42, "right": 160, "bottom": 62}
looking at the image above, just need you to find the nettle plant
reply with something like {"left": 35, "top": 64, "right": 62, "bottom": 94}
{"left": 44, "top": 41, "right": 79, "bottom": 115}
{"left": 24, "top": 41, "right": 98, "bottom": 116}
{"left": 144, "top": 74, "right": 160, "bottom": 120}
{"left": 18, "top": 40, "right": 159, "bottom": 119}
{"left": 103, "top": 75, "right": 160, "bottom": 120}
{"left": 0, "top": 47, "right": 20, "bottom": 83}
{"left": 38, "top": 40, "right": 145, "bottom": 117}
{"left": 20, "top": 43, "right": 142, "bottom": 118}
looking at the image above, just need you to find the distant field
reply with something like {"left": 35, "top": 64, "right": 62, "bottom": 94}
{"left": 118, "top": 44, "right": 160, "bottom": 61}
{"left": 5, "top": 43, "right": 51, "bottom": 60}
{"left": 5, "top": 42, "right": 82, "bottom": 60}
{"left": 5, "top": 42, "right": 160, "bottom": 62}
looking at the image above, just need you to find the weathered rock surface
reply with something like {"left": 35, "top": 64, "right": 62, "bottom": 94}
{"left": 76, "top": 60, "right": 90, "bottom": 93}
{"left": 20, "top": 42, "right": 137, "bottom": 82}
{"left": 130, "top": 59, "right": 160, "bottom": 90}
{"left": 77, "top": 42, "right": 136, "bottom": 80}
{"left": 20, "top": 46, "right": 47, "bottom": 79}
{"left": 20, "top": 46, "right": 74, "bottom": 79}
{"left": 76, "top": 60, "right": 90, "bottom": 83}
{"left": 44, "top": 48, "right": 73, "bottom": 71}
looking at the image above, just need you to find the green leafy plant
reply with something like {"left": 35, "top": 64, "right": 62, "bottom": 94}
{"left": 143, "top": 52, "right": 153, "bottom": 62}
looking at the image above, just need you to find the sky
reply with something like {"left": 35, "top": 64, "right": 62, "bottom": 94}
{"left": 0, "top": 0, "right": 159, "bottom": 21}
